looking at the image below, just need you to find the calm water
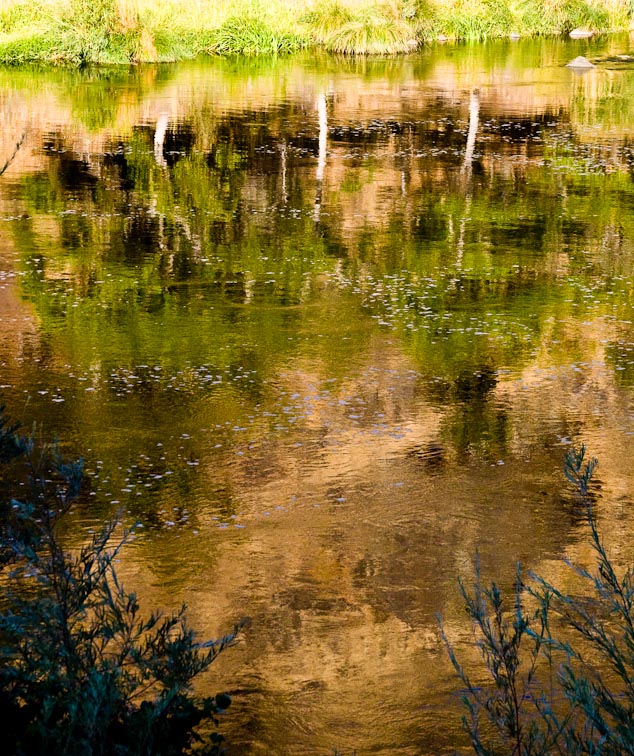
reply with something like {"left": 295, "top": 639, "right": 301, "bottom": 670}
{"left": 2, "top": 34, "right": 634, "bottom": 754}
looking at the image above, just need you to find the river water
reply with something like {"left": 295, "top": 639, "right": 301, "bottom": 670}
{"left": 2, "top": 33, "right": 634, "bottom": 754}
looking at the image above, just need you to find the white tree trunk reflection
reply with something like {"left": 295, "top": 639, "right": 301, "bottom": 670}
{"left": 314, "top": 93, "right": 328, "bottom": 222}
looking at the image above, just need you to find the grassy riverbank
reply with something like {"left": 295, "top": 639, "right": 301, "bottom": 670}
{"left": 0, "top": 0, "right": 632, "bottom": 63}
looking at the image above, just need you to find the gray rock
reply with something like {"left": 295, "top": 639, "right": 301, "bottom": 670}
{"left": 566, "top": 56, "right": 596, "bottom": 69}
{"left": 569, "top": 28, "right": 593, "bottom": 38}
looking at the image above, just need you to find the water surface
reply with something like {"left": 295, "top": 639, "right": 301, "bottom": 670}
{"left": 2, "top": 34, "right": 634, "bottom": 754}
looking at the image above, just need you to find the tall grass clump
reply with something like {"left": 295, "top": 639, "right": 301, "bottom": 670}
{"left": 0, "top": 29, "right": 59, "bottom": 64}
{"left": 0, "top": 0, "right": 46, "bottom": 34}
{"left": 302, "top": 0, "right": 355, "bottom": 44}
{"left": 411, "top": 0, "right": 625, "bottom": 40}
{"left": 0, "top": 0, "right": 158, "bottom": 64}
{"left": 430, "top": 0, "right": 514, "bottom": 40}
{"left": 304, "top": 0, "right": 417, "bottom": 54}
{"left": 0, "top": 0, "right": 59, "bottom": 63}
{"left": 0, "top": 405, "right": 242, "bottom": 755}
{"left": 208, "top": 14, "right": 306, "bottom": 56}
{"left": 56, "top": 0, "right": 154, "bottom": 64}
{"left": 513, "top": 0, "right": 612, "bottom": 36}
{"left": 442, "top": 445, "right": 634, "bottom": 754}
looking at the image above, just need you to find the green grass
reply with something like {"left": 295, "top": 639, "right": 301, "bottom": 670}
{"left": 431, "top": 0, "right": 515, "bottom": 40}
{"left": 513, "top": 0, "right": 613, "bottom": 36}
{"left": 0, "top": 29, "right": 59, "bottom": 64}
{"left": 208, "top": 15, "right": 306, "bottom": 56}
{"left": 305, "top": 2, "right": 417, "bottom": 54}
{"left": 0, "top": 0, "right": 631, "bottom": 62}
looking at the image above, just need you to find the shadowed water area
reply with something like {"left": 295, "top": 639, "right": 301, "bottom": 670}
{"left": 2, "top": 33, "right": 634, "bottom": 754}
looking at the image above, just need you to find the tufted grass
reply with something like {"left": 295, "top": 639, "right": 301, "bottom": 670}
{"left": 0, "top": 0, "right": 630, "bottom": 62}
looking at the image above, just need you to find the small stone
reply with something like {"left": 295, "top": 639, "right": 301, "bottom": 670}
{"left": 569, "top": 28, "right": 593, "bottom": 39}
{"left": 566, "top": 56, "right": 596, "bottom": 69}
